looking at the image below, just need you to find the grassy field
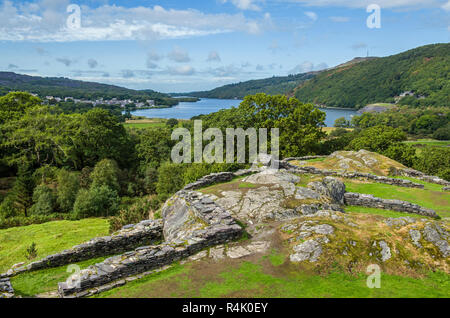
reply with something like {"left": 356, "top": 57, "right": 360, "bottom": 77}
{"left": 404, "top": 139, "right": 450, "bottom": 149}
{"left": 0, "top": 218, "right": 109, "bottom": 273}
{"left": 94, "top": 253, "right": 449, "bottom": 298}
{"left": 124, "top": 118, "right": 167, "bottom": 129}
{"left": 344, "top": 179, "right": 450, "bottom": 218}
{"left": 11, "top": 256, "right": 107, "bottom": 297}
{"left": 345, "top": 206, "right": 433, "bottom": 219}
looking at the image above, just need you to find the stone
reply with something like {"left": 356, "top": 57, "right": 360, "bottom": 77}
{"left": 423, "top": 224, "right": 449, "bottom": 257}
{"left": 290, "top": 240, "right": 322, "bottom": 263}
{"left": 409, "top": 229, "right": 422, "bottom": 248}
{"left": 378, "top": 241, "right": 391, "bottom": 262}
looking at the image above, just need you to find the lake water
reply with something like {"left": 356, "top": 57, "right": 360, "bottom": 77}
{"left": 130, "top": 98, "right": 357, "bottom": 127}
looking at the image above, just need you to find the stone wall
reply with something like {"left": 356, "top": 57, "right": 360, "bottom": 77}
{"left": 58, "top": 190, "right": 243, "bottom": 297}
{"left": 183, "top": 172, "right": 235, "bottom": 190}
{"left": 282, "top": 163, "right": 425, "bottom": 189}
{"left": 1, "top": 219, "right": 163, "bottom": 278}
{"left": 344, "top": 192, "right": 437, "bottom": 218}
{"left": 0, "top": 278, "right": 14, "bottom": 298}
{"left": 394, "top": 168, "right": 450, "bottom": 187}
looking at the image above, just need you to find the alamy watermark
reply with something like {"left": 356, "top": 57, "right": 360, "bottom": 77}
{"left": 367, "top": 4, "right": 381, "bottom": 29}
{"left": 67, "top": 4, "right": 81, "bottom": 30}
{"left": 366, "top": 264, "right": 381, "bottom": 288}
{"left": 171, "top": 120, "right": 279, "bottom": 169}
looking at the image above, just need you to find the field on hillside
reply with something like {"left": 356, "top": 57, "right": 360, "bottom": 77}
{"left": 0, "top": 218, "right": 109, "bottom": 273}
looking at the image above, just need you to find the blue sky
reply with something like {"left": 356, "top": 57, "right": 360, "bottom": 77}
{"left": 1, "top": 0, "right": 449, "bottom": 92}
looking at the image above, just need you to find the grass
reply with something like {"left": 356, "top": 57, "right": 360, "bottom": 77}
{"left": 94, "top": 256, "right": 450, "bottom": 298}
{"left": 344, "top": 179, "right": 450, "bottom": 218}
{"left": 10, "top": 256, "right": 107, "bottom": 297}
{"left": 404, "top": 139, "right": 450, "bottom": 148}
{"left": 0, "top": 218, "right": 109, "bottom": 273}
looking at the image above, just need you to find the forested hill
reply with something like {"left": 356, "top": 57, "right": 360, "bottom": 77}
{"left": 182, "top": 72, "right": 317, "bottom": 99}
{"left": 293, "top": 43, "right": 450, "bottom": 109}
{"left": 0, "top": 72, "right": 175, "bottom": 104}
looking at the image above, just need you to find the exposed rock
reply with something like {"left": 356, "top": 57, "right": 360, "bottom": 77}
{"left": 409, "top": 229, "right": 422, "bottom": 248}
{"left": 422, "top": 223, "right": 449, "bottom": 257}
{"left": 290, "top": 240, "right": 323, "bottom": 263}
{"left": 307, "top": 177, "right": 346, "bottom": 204}
{"left": 378, "top": 241, "right": 392, "bottom": 262}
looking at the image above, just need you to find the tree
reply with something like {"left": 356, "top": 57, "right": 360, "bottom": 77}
{"left": 348, "top": 126, "right": 407, "bottom": 153}
{"left": 72, "top": 185, "right": 120, "bottom": 219}
{"left": 0, "top": 92, "right": 41, "bottom": 124}
{"left": 56, "top": 169, "right": 80, "bottom": 213}
{"left": 156, "top": 162, "right": 186, "bottom": 200}
{"left": 136, "top": 127, "right": 174, "bottom": 168}
{"left": 166, "top": 118, "right": 179, "bottom": 128}
{"left": 90, "top": 159, "right": 121, "bottom": 193}
{"left": 334, "top": 117, "right": 352, "bottom": 128}
{"left": 71, "top": 108, "right": 134, "bottom": 168}
{"left": 10, "top": 167, "right": 35, "bottom": 217}
{"left": 30, "top": 185, "right": 56, "bottom": 216}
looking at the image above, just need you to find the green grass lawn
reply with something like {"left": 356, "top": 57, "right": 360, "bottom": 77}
{"left": 124, "top": 122, "right": 166, "bottom": 129}
{"left": 94, "top": 256, "right": 449, "bottom": 298}
{"left": 344, "top": 179, "right": 450, "bottom": 218}
{"left": 11, "top": 256, "right": 107, "bottom": 297}
{"left": 0, "top": 218, "right": 109, "bottom": 273}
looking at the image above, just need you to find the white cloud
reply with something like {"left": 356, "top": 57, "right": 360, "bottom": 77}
{"left": 288, "top": 61, "right": 328, "bottom": 74}
{"left": 285, "top": 0, "right": 447, "bottom": 9}
{"left": 87, "top": 58, "right": 98, "bottom": 68}
{"left": 221, "top": 0, "right": 262, "bottom": 11}
{"left": 168, "top": 46, "right": 191, "bottom": 63}
{"left": 304, "top": 11, "right": 318, "bottom": 21}
{"left": 443, "top": 0, "right": 450, "bottom": 10}
{"left": 0, "top": 2, "right": 269, "bottom": 42}
{"left": 167, "top": 65, "right": 196, "bottom": 76}
{"left": 207, "top": 51, "right": 221, "bottom": 62}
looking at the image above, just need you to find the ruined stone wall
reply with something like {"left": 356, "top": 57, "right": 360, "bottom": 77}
{"left": 58, "top": 191, "right": 243, "bottom": 297}
{"left": 1, "top": 219, "right": 163, "bottom": 278}
{"left": 344, "top": 192, "right": 437, "bottom": 218}
{"left": 395, "top": 168, "right": 450, "bottom": 187}
{"left": 0, "top": 278, "right": 14, "bottom": 298}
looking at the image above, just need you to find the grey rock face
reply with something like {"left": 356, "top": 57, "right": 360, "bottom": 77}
{"left": 409, "top": 229, "right": 422, "bottom": 248}
{"left": 290, "top": 240, "right": 323, "bottom": 262}
{"left": 378, "top": 241, "right": 392, "bottom": 262}
{"left": 307, "top": 177, "right": 346, "bottom": 204}
{"left": 423, "top": 224, "right": 449, "bottom": 257}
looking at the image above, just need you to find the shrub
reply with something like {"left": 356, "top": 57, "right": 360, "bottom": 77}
{"left": 90, "top": 159, "right": 121, "bottom": 192}
{"left": 384, "top": 143, "right": 417, "bottom": 168}
{"left": 432, "top": 125, "right": 450, "bottom": 141}
{"left": 0, "top": 195, "right": 20, "bottom": 219}
{"left": 30, "top": 185, "right": 56, "bottom": 216}
{"left": 108, "top": 196, "right": 160, "bottom": 232}
{"left": 166, "top": 118, "right": 179, "bottom": 128}
{"left": 56, "top": 170, "right": 80, "bottom": 213}
{"left": 156, "top": 162, "right": 187, "bottom": 200}
{"left": 25, "top": 242, "right": 38, "bottom": 260}
{"left": 72, "top": 185, "right": 120, "bottom": 219}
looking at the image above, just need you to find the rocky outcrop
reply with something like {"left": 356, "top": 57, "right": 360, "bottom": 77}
{"left": 1, "top": 219, "right": 163, "bottom": 278}
{"left": 58, "top": 190, "right": 243, "bottom": 297}
{"left": 308, "top": 177, "right": 346, "bottom": 204}
{"left": 0, "top": 278, "right": 14, "bottom": 298}
{"left": 422, "top": 223, "right": 449, "bottom": 257}
{"left": 344, "top": 192, "right": 437, "bottom": 218}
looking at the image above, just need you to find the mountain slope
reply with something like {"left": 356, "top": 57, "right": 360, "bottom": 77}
{"left": 293, "top": 43, "right": 450, "bottom": 109}
{"left": 0, "top": 72, "right": 175, "bottom": 105}
{"left": 183, "top": 72, "right": 317, "bottom": 99}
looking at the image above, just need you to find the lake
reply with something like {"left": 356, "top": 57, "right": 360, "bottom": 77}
{"left": 129, "top": 98, "right": 357, "bottom": 127}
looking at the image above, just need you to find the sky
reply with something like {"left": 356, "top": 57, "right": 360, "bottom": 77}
{"left": 0, "top": 0, "right": 449, "bottom": 93}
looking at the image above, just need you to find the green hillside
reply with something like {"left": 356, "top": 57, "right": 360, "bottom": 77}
{"left": 184, "top": 72, "right": 317, "bottom": 99}
{"left": 0, "top": 72, "right": 177, "bottom": 106}
{"left": 293, "top": 43, "right": 450, "bottom": 109}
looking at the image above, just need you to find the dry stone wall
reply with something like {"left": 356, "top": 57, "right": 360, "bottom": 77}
{"left": 58, "top": 190, "right": 243, "bottom": 297}
{"left": 344, "top": 192, "right": 437, "bottom": 218}
{"left": 0, "top": 278, "right": 14, "bottom": 298}
{"left": 1, "top": 219, "right": 163, "bottom": 278}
